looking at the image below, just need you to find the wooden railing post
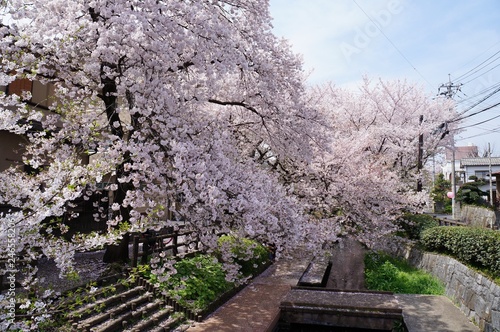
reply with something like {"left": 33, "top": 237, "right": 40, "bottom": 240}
{"left": 173, "top": 231, "right": 178, "bottom": 256}
{"left": 132, "top": 235, "right": 139, "bottom": 268}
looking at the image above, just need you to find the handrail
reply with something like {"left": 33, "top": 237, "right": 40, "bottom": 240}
{"left": 437, "top": 218, "right": 467, "bottom": 227}
{"left": 131, "top": 227, "right": 199, "bottom": 267}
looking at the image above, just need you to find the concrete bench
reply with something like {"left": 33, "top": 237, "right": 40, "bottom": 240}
{"left": 297, "top": 256, "right": 331, "bottom": 288}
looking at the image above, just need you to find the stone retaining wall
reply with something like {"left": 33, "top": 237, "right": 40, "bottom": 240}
{"left": 460, "top": 205, "right": 497, "bottom": 228}
{"left": 394, "top": 246, "right": 500, "bottom": 332}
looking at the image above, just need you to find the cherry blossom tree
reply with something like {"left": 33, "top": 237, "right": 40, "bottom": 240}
{"left": 0, "top": 0, "right": 460, "bottom": 328}
{"left": 0, "top": 0, "right": 329, "bottom": 284}
{"left": 294, "top": 78, "right": 458, "bottom": 245}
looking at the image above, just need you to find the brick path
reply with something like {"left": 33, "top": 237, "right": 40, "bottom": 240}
{"left": 186, "top": 242, "right": 479, "bottom": 332}
{"left": 187, "top": 253, "right": 311, "bottom": 332}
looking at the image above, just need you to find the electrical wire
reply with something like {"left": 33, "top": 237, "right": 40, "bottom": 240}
{"left": 448, "top": 101, "right": 500, "bottom": 124}
{"left": 451, "top": 40, "right": 500, "bottom": 76}
{"left": 462, "top": 62, "right": 500, "bottom": 85}
{"left": 446, "top": 45, "right": 500, "bottom": 145}
{"left": 457, "top": 85, "right": 500, "bottom": 115}
{"left": 454, "top": 110, "right": 500, "bottom": 130}
{"left": 351, "top": 0, "right": 435, "bottom": 90}
{"left": 454, "top": 49, "right": 500, "bottom": 82}
{"left": 456, "top": 81, "right": 500, "bottom": 105}
{"left": 458, "top": 131, "right": 496, "bottom": 141}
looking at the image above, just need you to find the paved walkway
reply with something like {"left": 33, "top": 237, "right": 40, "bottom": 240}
{"left": 397, "top": 294, "right": 479, "bottom": 332}
{"left": 186, "top": 248, "right": 479, "bottom": 332}
{"left": 187, "top": 253, "right": 311, "bottom": 332}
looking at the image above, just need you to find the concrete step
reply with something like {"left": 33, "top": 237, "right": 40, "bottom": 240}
{"left": 396, "top": 294, "right": 479, "bottom": 332}
{"left": 297, "top": 256, "right": 331, "bottom": 288}
{"left": 279, "top": 287, "right": 402, "bottom": 331}
{"left": 68, "top": 285, "right": 145, "bottom": 323}
{"left": 148, "top": 315, "right": 184, "bottom": 332}
{"left": 84, "top": 292, "right": 153, "bottom": 331}
{"left": 124, "top": 306, "right": 174, "bottom": 332}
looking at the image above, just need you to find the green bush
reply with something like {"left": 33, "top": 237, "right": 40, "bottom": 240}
{"left": 456, "top": 181, "right": 489, "bottom": 207}
{"left": 217, "top": 235, "right": 270, "bottom": 276}
{"left": 431, "top": 173, "right": 452, "bottom": 213}
{"left": 397, "top": 213, "right": 439, "bottom": 240}
{"left": 140, "top": 254, "right": 234, "bottom": 311}
{"left": 135, "top": 236, "right": 270, "bottom": 312}
{"left": 166, "top": 255, "right": 234, "bottom": 310}
{"left": 421, "top": 226, "right": 500, "bottom": 278}
{"left": 364, "top": 252, "right": 444, "bottom": 295}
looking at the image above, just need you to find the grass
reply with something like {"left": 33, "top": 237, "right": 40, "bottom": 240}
{"left": 364, "top": 251, "right": 445, "bottom": 295}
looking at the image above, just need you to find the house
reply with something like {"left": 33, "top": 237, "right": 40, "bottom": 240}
{"left": 460, "top": 157, "right": 500, "bottom": 182}
{"left": 442, "top": 144, "right": 479, "bottom": 184}
{"left": 0, "top": 79, "right": 55, "bottom": 171}
{"left": 0, "top": 78, "right": 108, "bottom": 237}
{"left": 460, "top": 157, "right": 500, "bottom": 206}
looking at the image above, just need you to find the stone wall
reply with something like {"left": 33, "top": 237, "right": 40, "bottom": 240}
{"left": 460, "top": 205, "right": 497, "bottom": 228}
{"left": 394, "top": 246, "right": 500, "bottom": 332}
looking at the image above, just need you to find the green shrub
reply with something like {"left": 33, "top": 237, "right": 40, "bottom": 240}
{"left": 166, "top": 255, "right": 234, "bottom": 310}
{"left": 421, "top": 226, "right": 500, "bottom": 278}
{"left": 397, "top": 213, "right": 439, "bottom": 240}
{"left": 364, "top": 251, "right": 444, "bottom": 295}
{"left": 135, "top": 236, "right": 270, "bottom": 312}
{"left": 431, "top": 173, "right": 452, "bottom": 213}
{"left": 456, "top": 181, "right": 489, "bottom": 207}
{"left": 140, "top": 254, "right": 234, "bottom": 311}
{"left": 217, "top": 235, "right": 270, "bottom": 276}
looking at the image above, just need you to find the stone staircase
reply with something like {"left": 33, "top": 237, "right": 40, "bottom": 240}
{"left": 61, "top": 277, "right": 190, "bottom": 332}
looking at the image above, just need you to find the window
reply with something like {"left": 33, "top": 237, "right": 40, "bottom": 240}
{"left": 475, "top": 170, "right": 489, "bottom": 179}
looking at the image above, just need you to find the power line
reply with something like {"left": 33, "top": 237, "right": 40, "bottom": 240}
{"left": 451, "top": 40, "right": 500, "bottom": 75}
{"left": 462, "top": 62, "right": 500, "bottom": 85}
{"left": 446, "top": 43, "right": 500, "bottom": 144}
{"left": 456, "top": 81, "right": 500, "bottom": 105}
{"left": 458, "top": 129, "right": 499, "bottom": 141}
{"left": 457, "top": 85, "right": 500, "bottom": 116}
{"left": 454, "top": 49, "right": 500, "bottom": 82}
{"left": 452, "top": 101, "right": 500, "bottom": 123}
{"left": 351, "top": 0, "right": 434, "bottom": 90}
{"left": 454, "top": 105, "right": 500, "bottom": 129}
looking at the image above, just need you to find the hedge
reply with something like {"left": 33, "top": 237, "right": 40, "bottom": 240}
{"left": 420, "top": 226, "right": 500, "bottom": 277}
{"left": 397, "top": 213, "right": 439, "bottom": 240}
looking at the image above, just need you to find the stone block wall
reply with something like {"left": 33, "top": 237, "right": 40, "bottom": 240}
{"left": 397, "top": 246, "right": 500, "bottom": 332}
{"left": 460, "top": 205, "right": 497, "bottom": 228}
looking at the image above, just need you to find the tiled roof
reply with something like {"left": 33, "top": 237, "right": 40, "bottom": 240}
{"left": 445, "top": 145, "right": 478, "bottom": 160}
{"left": 460, "top": 157, "right": 500, "bottom": 166}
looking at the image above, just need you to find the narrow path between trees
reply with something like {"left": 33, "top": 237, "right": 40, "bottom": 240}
{"left": 186, "top": 251, "right": 311, "bottom": 332}
{"left": 326, "top": 238, "right": 366, "bottom": 290}
{"left": 33, "top": 240, "right": 479, "bottom": 331}
{"left": 186, "top": 239, "right": 479, "bottom": 332}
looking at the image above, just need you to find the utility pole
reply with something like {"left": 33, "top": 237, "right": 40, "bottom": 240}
{"left": 438, "top": 74, "right": 463, "bottom": 99}
{"left": 451, "top": 147, "right": 456, "bottom": 219}
{"left": 438, "top": 74, "right": 462, "bottom": 219}
{"left": 489, "top": 143, "right": 494, "bottom": 213}
{"left": 417, "top": 114, "right": 424, "bottom": 192}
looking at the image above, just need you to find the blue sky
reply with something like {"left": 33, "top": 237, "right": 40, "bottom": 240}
{"left": 269, "top": 0, "right": 500, "bottom": 154}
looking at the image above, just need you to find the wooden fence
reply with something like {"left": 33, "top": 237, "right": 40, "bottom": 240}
{"left": 131, "top": 227, "right": 199, "bottom": 267}
{"left": 437, "top": 218, "right": 467, "bottom": 227}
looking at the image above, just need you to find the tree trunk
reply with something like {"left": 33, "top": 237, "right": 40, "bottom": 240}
{"left": 103, "top": 233, "right": 130, "bottom": 263}
{"left": 100, "top": 70, "right": 132, "bottom": 264}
